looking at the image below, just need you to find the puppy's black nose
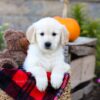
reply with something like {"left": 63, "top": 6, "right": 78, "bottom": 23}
{"left": 45, "top": 42, "right": 51, "bottom": 49}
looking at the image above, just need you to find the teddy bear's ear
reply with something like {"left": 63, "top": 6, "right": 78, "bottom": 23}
{"left": 4, "top": 30, "right": 14, "bottom": 40}
{"left": 19, "top": 37, "right": 29, "bottom": 54}
{"left": 26, "top": 24, "right": 36, "bottom": 44}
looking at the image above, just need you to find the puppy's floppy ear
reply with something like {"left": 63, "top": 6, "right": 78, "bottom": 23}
{"left": 26, "top": 24, "right": 36, "bottom": 44}
{"left": 61, "top": 25, "right": 69, "bottom": 46}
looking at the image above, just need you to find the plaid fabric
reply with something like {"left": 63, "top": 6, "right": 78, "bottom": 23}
{"left": 0, "top": 68, "right": 70, "bottom": 100}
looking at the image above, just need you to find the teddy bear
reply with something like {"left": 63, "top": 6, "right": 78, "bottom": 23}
{"left": 0, "top": 29, "right": 29, "bottom": 68}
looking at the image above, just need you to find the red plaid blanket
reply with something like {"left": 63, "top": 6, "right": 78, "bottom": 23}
{"left": 0, "top": 68, "right": 70, "bottom": 100}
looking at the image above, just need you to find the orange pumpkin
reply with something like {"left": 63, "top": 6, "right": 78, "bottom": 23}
{"left": 54, "top": 16, "right": 80, "bottom": 42}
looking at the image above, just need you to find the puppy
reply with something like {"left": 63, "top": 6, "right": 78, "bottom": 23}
{"left": 23, "top": 17, "right": 70, "bottom": 91}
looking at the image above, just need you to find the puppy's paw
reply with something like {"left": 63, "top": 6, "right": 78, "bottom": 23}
{"left": 51, "top": 74, "right": 63, "bottom": 89}
{"left": 36, "top": 77, "right": 48, "bottom": 91}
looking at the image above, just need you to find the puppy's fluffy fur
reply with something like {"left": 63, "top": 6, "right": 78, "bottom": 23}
{"left": 23, "top": 17, "right": 70, "bottom": 91}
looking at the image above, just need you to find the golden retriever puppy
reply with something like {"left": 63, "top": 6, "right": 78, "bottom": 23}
{"left": 23, "top": 17, "right": 70, "bottom": 91}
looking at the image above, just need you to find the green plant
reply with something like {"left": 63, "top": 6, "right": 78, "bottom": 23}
{"left": 0, "top": 24, "right": 9, "bottom": 50}
{"left": 69, "top": 4, "right": 87, "bottom": 27}
{"left": 69, "top": 3, "right": 100, "bottom": 77}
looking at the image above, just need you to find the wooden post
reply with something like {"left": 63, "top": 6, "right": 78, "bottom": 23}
{"left": 62, "top": 0, "right": 69, "bottom": 18}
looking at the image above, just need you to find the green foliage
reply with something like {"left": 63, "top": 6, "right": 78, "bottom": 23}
{"left": 69, "top": 4, "right": 86, "bottom": 27}
{"left": 69, "top": 3, "right": 100, "bottom": 77}
{"left": 0, "top": 24, "right": 9, "bottom": 50}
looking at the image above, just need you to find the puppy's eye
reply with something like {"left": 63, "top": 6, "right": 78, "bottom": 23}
{"left": 52, "top": 32, "right": 56, "bottom": 36}
{"left": 40, "top": 32, "right": 44, "bottom": 36}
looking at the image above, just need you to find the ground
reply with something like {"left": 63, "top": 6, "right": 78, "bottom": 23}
{"left": 81, "top": 84, "right": 100, "bottom": 100}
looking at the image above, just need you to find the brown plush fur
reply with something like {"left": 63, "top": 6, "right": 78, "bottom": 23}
{"left": 0, "top": 29, "right": 29, "bottom": 68}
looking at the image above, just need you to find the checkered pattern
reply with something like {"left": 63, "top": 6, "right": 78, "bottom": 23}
{"left": 0, "top": 68, "right": 70, "bottom": 100}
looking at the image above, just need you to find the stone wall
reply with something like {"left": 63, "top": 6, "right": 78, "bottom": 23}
{"left": 0, "top": 0, "right": 100, "bottom": 31}
{"left": 0, "top": 0, "right": 63, "bottom": 31}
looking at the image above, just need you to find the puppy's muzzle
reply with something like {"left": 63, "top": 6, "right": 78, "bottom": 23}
{"left": 45, "top": 42, "right": 51, "bottom": 49}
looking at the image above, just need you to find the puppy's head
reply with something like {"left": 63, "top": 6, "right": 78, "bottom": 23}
{"left": 26, "top": 17, "right": 69, "bottom": 53}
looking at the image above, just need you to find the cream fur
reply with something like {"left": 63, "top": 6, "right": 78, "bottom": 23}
{"left": 23, "top": 17, "right": 70, "bottom": 91}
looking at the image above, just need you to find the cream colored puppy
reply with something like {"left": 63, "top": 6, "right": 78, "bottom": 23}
{"left": 23, "top": 17, "right": 70, "bottom": 91}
